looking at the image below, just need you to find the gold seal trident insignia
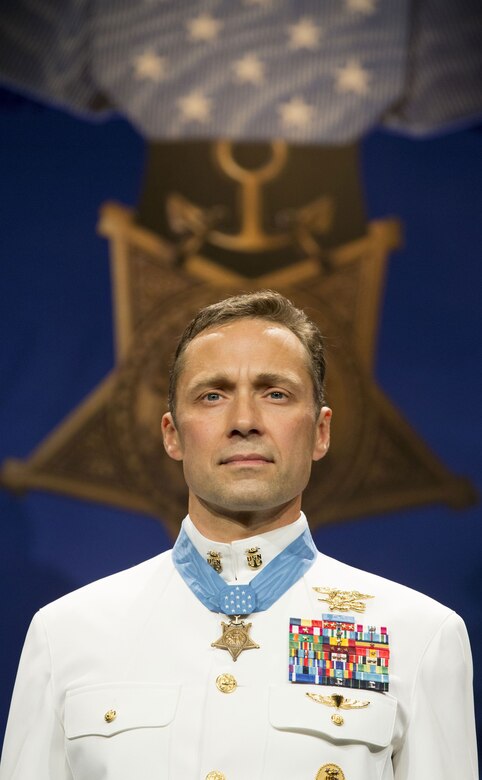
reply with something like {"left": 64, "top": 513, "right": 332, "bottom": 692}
{"left": 306, "top": 693, "right": 370, "bottom": 726}
{"left": 313, "top": 587, "right": 374, "bottom": 613}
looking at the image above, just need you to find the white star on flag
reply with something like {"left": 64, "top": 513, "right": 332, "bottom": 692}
{"left": 187, "top": 13, "right": 222, "bottom": 42}
{"left": 345, "top": 0, "right": 378, "bottom": 13}
{"left": 133, "top": 51, "right": 167, "bottom": 82}
{"left": 288, "top": 17, "right": 322, "bottom": 49}
{"left": 233, "top": 53, "right": 265, "bottom": 84}
{"left": 178, "top": 90, "right": 212, "bottom": 123}
{"left": 335, "top": 60, "right": 370, "bottom": 94}
{"left": 279, "top": 96, "right": 314, "bottom": 127}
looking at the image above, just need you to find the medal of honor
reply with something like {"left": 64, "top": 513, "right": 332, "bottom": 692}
{"left": 211, "top": 615, "right": 260, "bottom": 661}
{"left": 172, "top": 523, "right": 318, "bottom": 658}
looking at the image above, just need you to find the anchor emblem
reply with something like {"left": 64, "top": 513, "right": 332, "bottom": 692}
{"left": 166, "top": 140, "right": 334, "bottom": 263}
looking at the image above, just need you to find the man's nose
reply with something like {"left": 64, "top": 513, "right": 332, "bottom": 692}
{"left": 227, "top": 393, "right": 262, "bottom": 437}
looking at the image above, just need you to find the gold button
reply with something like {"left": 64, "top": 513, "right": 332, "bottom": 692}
{"left": 205, "top": 772, "right": 226, "bottom": 780}
{"left": 331, "top": 713, "right": 344, "bottom": 726}
{"left": 215, "top": 673, "right": 237, "bottom": 694}
{"left": 104, "top": 709, "right": 117, "bottom": 723}
{"left": 316, "top": 764, "right": 345, "bottom": 780}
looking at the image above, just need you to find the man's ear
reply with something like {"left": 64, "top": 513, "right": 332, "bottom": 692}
{"left": 161, "top": 412, "right": 184, "bottom": 461}
{"left": 312, "top": 406, "right": 332, "bottom": 462}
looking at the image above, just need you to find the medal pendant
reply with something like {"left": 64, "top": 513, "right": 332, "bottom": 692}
{"left": 211, "top": 615, "right": 260, "bottom": 661}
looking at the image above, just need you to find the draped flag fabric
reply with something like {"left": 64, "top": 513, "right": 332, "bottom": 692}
{"left": 0, "top": 0, "right": 481, "bottom": 143}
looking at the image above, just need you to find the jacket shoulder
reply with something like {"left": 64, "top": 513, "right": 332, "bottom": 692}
{"left": 38, "top": 549, "right": 174, "bottom": 623}
{"left": 308, "top": 550, "right": 456, "bottom": 627}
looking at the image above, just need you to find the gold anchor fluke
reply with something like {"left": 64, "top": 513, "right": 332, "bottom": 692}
{"left": 313, "top": 587, "right": 374, "bottom": 613}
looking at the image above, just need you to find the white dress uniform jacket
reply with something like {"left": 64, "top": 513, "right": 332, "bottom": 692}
{"left": 0, "top": 515, "right": 477, "bottom": 780}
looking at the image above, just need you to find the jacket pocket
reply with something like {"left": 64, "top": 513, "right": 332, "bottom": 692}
{"left": 265, "top": 686, "right": 398, "bottom": 779}
{"left": 64, "top": 682, "right": 179, "bottom": 780}
{"left": 64, "top": 681, "right": 179, "bottom": 738}
{"left": 269, "top": 685, "right": 397, "bottom": 747}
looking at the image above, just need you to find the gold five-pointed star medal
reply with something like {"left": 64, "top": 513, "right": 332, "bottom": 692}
{"left": 211, "top": 616, "right": 260, "bottom": 661}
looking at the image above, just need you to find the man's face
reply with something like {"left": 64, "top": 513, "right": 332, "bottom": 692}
{"left": 162, "top": 318, "right": 331, "bottom": 523}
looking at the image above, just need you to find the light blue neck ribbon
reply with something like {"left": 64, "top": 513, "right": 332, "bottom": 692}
{"left": 172, "top": 525, "right": 317, "bottom": 616}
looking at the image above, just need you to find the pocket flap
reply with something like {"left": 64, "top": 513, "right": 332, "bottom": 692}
{"left": 64, "top": 682, "right": 179, "bottom": 738}
{"left": 269, "top": 686, "right": 397, "bottom": 748}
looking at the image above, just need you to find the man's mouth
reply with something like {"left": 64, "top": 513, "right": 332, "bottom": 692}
{"left": 220, "top": 454, "right": 273, "bottom": 465}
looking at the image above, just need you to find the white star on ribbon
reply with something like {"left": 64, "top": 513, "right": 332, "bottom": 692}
{"left": 133, "top": 51, "right": 167, "bottom": 82}
{"left": 288, "top": 17, "right": 322, "bottom": 49}
{"left": 335, "top": 60, "right": 370, "bottom": 94}
{"left": 233, "top": 53, "right": 265, "bottom": 84}
{"left": 345, "top": 0, "right": 377, "bottom": 13}
{"left": 178, "top": 90, "right": 212, "bottom": 123}
{"left": 187, "top": 13, "right": 222, "bottom": 42}
{"left": 279, "top": 96, "right": 314, "bottom": 127}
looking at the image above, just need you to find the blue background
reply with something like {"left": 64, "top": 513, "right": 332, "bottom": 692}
{"left": 1, "top": 94, "right": 481, "bottom": 755}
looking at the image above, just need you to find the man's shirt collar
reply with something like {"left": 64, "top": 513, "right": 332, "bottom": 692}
{"left": 182, "top": 512, "right": 308, "bottom": 584}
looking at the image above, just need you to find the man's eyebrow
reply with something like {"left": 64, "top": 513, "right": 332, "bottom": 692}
{"left": 187, "top": 374, "right": 235, "bottom": 395}
{"left": 252, "top": 372, "right": 303, "bottom": 389}
{"left": 187, "top": 372, "right": 303, "bottom": 395}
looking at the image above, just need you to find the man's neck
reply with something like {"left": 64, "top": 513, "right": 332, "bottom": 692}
{"left": 188, "top": 495, "right": 303, "bottom": 542}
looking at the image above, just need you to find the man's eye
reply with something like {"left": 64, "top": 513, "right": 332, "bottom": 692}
{"left": 204, "top": 392, "right": 221, "bottom": 401}
{"left": 269, "top": 391, "right": 287, "bottom": 400}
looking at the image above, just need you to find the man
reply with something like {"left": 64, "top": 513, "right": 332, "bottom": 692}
{"left": 0, "top": 291, "right": 477, "bottom": 779}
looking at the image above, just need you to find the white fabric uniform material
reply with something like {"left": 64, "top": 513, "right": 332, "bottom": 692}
{"left": 0, "top": 515, "right": 478, "bottom": 780}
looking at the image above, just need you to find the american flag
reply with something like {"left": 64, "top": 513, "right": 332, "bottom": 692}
{"left": 0, "top": 0, "right": 481, "bottom": 142}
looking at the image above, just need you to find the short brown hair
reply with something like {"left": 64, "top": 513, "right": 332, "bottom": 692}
{"left": 169, "top": 290, "right": 326, "bottom": 419}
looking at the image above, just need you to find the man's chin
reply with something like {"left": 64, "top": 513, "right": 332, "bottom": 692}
{"left": 201, "top": 488, "right": 288, "bottom": 514}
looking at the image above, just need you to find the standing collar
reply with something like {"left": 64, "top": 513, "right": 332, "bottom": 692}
{"left": 182, "top": 512, "right": 309, "bottom": 584}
